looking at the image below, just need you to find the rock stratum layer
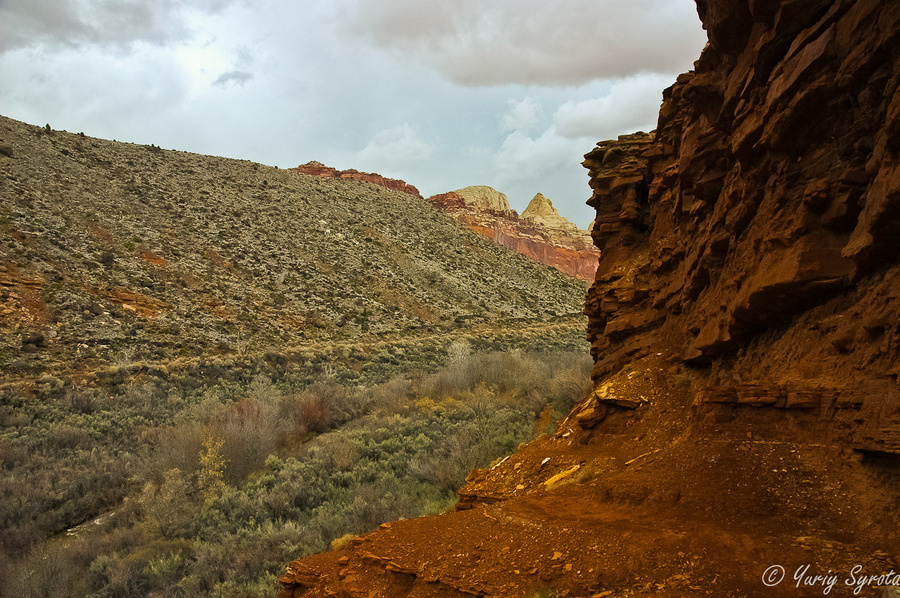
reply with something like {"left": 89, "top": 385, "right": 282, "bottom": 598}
{"left": 427, "top": 188, "right": 600, "bottom": 281}
{"left": 279, "top": 1, "right": 900, "bottom": 596}
{"left": 292, "top": 161, "right": 422, "bottom": 197}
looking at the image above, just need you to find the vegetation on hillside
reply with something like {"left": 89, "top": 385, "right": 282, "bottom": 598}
{"left": 0, "top": 114, "right": 586, "bottom": 381}
{"left": 1, "top": 345, "right": 592, "bottom": 598}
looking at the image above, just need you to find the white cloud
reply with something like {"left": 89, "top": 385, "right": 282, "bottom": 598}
{"left": 356, "top": 124, "right": 436, "bottom": 172}
{"left": 0, "top": 45, "right": 191, "bottom": 135}
{"left": 496, "top": 129, "right": 572, "bottom": 180}
{"left": 499, "top": 97, "right": 543, "bottom": 135}
{"left": 554, "top": 74, "right": 675, "bottom": 139}
{"left": 341, "top": 0, "right": 705, "bottom": 86}
{"left": 490, "top": 125, "right": 596, "bottom": 225}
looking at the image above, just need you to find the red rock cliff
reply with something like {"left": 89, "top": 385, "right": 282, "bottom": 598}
{"left": 427, "top": 189, "right": 601, "bottom": 281}
{"left": 584, "top": 0, "right": 900, "bottom": 453}
{"left": 292, "top": 161, "right": 422, "bottom": 197}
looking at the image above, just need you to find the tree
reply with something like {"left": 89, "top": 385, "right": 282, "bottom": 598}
{"left": 197, "top": 430, "right": 227, "bottom": 501}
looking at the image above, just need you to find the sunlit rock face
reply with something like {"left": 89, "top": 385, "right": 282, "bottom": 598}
{"left": 522, "top": 193, "right": 580, "bottom": 234}
{"left": 583, "top": 0, "right": 900, "bottom": 449}
{"left": 449, "top": 185, "right": 513, "bottom": 213}
{"left": 428, "top": 187, "right": 600, "bottom": 281}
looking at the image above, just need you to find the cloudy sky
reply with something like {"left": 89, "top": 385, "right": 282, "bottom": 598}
{"left": 0, "top": 0, "right": 706, "bottom": 226}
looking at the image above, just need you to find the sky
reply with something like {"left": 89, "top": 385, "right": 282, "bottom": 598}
{"left": 0, "top": 0, "right": 706, "bottom": 227}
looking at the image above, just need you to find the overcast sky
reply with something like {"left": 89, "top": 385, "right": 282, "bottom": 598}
{"left": 0, "top": 0, "right": 706, "bottom": 226}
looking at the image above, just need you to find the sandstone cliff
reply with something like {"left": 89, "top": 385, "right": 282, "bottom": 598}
{"left": 279, "top": 1, "right": 900, "bottom": 596}
{"left": 582, "top": 0, "right": 900, "bottom": 449}
{"left": 292, "top": 161, "right": 422, "bottom": 197}
{"left": 522, "top": 193, "right": 581, "bottom": 235}
{"left": 427, "top": 187, "right": 600, "bottom": 281}
{"left": 450, "top": 185, "right": 513, "bottom": 213}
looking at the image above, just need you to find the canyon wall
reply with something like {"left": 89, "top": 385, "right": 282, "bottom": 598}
{"left": 427, "top": 190, "right": 600, "bottom": 281}
{"left": 584, "top": 0, "right": 900, "bottom": 453}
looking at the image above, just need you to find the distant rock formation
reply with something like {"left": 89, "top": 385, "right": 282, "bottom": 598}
{"left": 426, "top": 187, "right": 600, "bottom": 281}
{"left": 449, "top": 185, "right": 512, "bottom": 213}
{"left": 292, "top": 161, "right": 421, "bottom": 197}
{"left": 522, "top": 193, "right": 582, "bottom": 235}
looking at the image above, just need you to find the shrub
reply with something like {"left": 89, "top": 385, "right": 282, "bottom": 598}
{"left": 140, "top": 469, "right": 194, "bottom": 539}
{"left": 330, "top": 533, "right": 355, "bottom": 551}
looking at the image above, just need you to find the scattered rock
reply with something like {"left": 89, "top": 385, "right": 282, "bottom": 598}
{"left": 23, "top": 332, "right": 46, "bottom": 347}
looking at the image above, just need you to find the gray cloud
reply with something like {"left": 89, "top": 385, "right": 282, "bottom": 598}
{"left": 342, "top": 0, "right": 705, "bottom": 86}
{"left": 213, "top": 70, "right": 254, "bottom": 87}
{"left": 0, "top": 0, "right": 239, "bottom": 52}
{"left": 0, "top": 0, "right": 705, "bottom": 228}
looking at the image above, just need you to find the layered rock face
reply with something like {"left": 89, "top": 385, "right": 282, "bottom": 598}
{"left": 427, "top": 187, "right": 600, "bottom": 281}
{"left": 450, "top": 185, "right": 513, "bottom": 212}
{"left": 522, "top": 193, "right": 580, "bottom": 233}
{"left": 292, "top": 161, "right": 421, "bottom": 196}
{"left": 583, "top": 0, "right": 900, "bottom": 455}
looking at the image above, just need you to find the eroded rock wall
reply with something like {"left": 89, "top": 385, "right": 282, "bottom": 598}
{"left": 292, "top": 161, "right": 422, "bottom": 197}
{"left": 427, "top": 191, "right": 601, "bottom": 281}
{"left": 584, "top": 0, "right": 900, "bottom": 452}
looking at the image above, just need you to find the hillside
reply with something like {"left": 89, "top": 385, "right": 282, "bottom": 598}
{"left": 279, "top": 0, "right": 900, "bottom": 596}
{"left": 0, "top": 115, "right": 587, "bottom": 386}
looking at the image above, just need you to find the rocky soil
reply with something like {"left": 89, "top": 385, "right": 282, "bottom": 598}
{"left": 0, "top": 116, "right": 587, "bottom": 388}
{"left": 279, "top": 0, "right": 900, "bottom": 596}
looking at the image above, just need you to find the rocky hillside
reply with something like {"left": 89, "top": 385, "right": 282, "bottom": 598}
{"left": 0, "top": 116, "right": 587, "bottom": 385}
{"left": 279, "top": 0, "right": 900, "bottom": 596}
{"left": 427, "top": 186, "right": 600, "bottom": 281}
